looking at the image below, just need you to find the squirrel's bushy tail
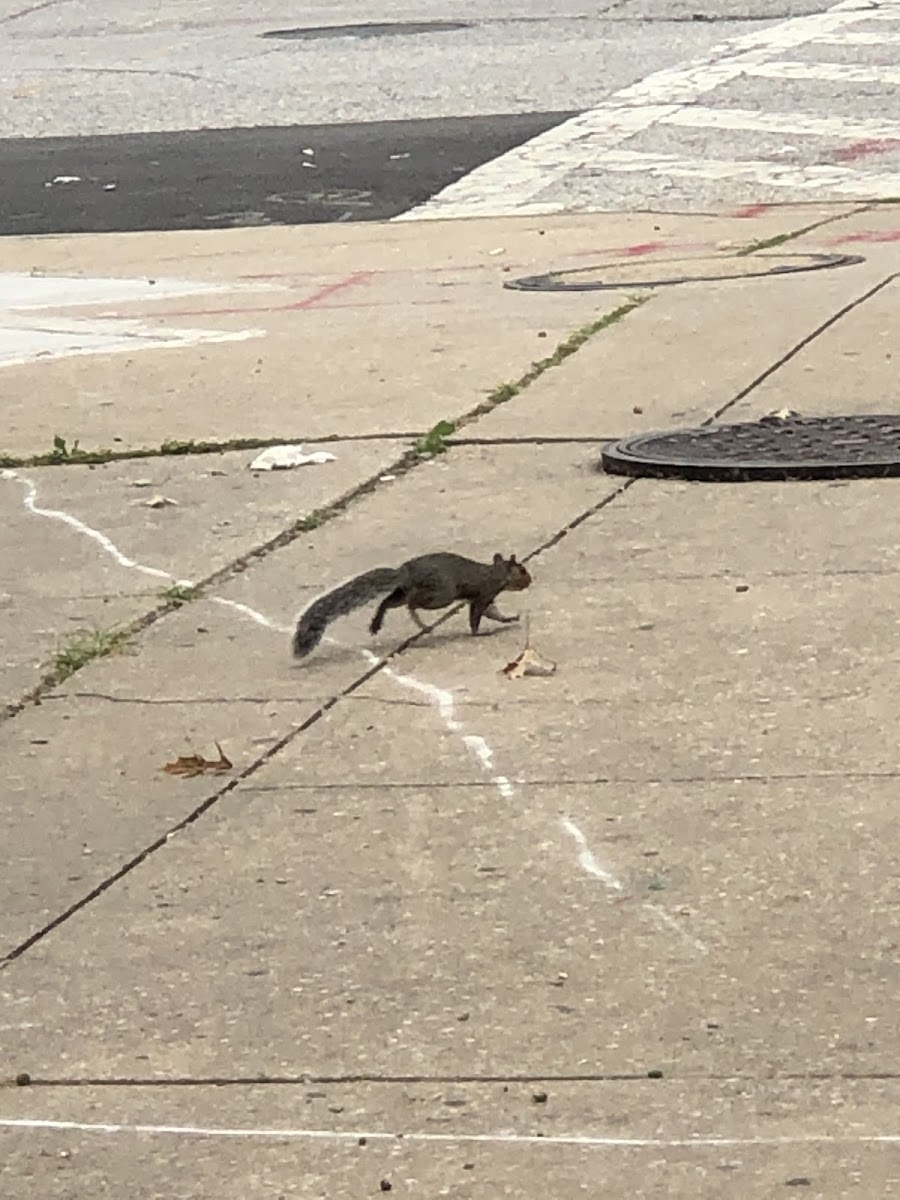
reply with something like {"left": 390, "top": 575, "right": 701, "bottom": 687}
{"left": 292, "top": 567, "right": 399, "bottom": 658}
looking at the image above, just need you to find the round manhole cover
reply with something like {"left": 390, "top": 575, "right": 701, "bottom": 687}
{"left": 505, "top": 251, "right": 863, "bottom": 292}
{"left": 262, "top": 21, "right": 471, "bottom": 40}
{"left": 600, "top": 414, "right": 900, "bottom": 481}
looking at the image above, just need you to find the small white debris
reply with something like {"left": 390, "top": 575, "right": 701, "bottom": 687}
{"left": 103, "top": 182, "right": 117, "bottom": 191}
{"left": 249, "top": 444, "right": 336, "bottom": 471}
{"left": 389, "top": 152, "right": 410, "bottom": 160}
{"left": 45, "top": 175, "right": 81, "bottom": 186}
{"left": 131, "top": 479, "right": 154, "bottom": 488}
{"left": 488, "top": 247, "right": 506, "bottom": 256}
{"left": 302, "top": 147, "right": 315, "bottom": 156}
{"left": 762, "top": 407, "right": 801, "bottom": 423}
{"left": 137, "top": 494, "right": 178, "bottom": 508}
{"left": 379, "top": 474, "right": 396, "bottom": 482}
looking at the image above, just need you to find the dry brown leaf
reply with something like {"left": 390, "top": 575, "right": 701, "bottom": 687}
{"left": 162, "top": 741, "right": 232, "bottom": 778}
{"left": 503, "top": 645, "right": 557, "bottom": 680}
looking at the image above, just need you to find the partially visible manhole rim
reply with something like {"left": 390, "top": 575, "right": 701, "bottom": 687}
{"left": 505, "top": 251, "right": 864, "bottom": 292}
{"left": 600, "top": 414, "right": 900, "bottom": 482}
{"left": 261, "top": 21, "right": 472, "bottom": 40}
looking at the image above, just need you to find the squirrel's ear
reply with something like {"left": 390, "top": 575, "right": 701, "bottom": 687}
{"left": 509, "top": 554, "right": 518, "bottom": 564}
{"left": 493, "top": 552, "right": 504, "bottom": 564}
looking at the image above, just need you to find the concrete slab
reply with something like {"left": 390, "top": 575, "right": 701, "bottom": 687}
{"left": 1, "top": 440, "right": 406, "bottom": 706}
{"left": 0, "top": 207, "right": 858, "bottom": 456}
{"left": 728, "top": 276, "right": 899, "bottom": 420}
{"left": 576, "top": 475, "right": 900, "bottom": 579}
{"left": 2, "top": 763, "right": 895, "bottom": 1078}
{"left": 0, "top": 694, "right": 317, "bottom": 956}
{"left": 2, "top": 1081, "right": 899, "bottom": 1198}
{"left": 0, "top": 595, "right": 143, "bottom": 710}
{"left": 716, "top": 205, "right": 900, "bottom": 421}
{"left": 471, "top": 246, "right": 888, "bottom": 441}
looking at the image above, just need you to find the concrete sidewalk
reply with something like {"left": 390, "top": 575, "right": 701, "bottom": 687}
{"left": 1, "top": 202, "right": 899, "bottom": 1197}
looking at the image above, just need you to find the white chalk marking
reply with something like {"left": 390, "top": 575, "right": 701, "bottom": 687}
{"left": 213, "top": 597, "right": 291, "bottom": 634}
{"left": 2, "top": 470, "right": 175, "bottom": 583}
{"left": 1, "top": 1117, "right": 897, "bottom": 1148}
{"left": 559, "top": 818, "right": 623, "bottom": 892}
{"left": 748, "top": 60, "right": 900, "bottom": 85}
{"left": 0, "top": 273, "right": 264, "bottom": 368}
{"left": 575, "top": 150, "right": 900, "bottom": 198}
{"left": 1, "top": 470, "right": 280, "bottom": 634}
{"left": 660, "top": 106, "right": 900, "bottom": 140}
{"left": 462, "top": 733, "right": 496, "bottom": 773}
{"left": 396, "top": 0, "right": 885, "bottom": 220}
{"left": 361, "top": 653, "right": 657, "bottom": 927}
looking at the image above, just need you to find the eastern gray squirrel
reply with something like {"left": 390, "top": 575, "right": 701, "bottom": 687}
{"left": 292, "top": 551, "right": 532, "bottom": 658}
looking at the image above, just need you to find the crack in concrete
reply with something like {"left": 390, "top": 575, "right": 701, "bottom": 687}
{"left": 0, "top": 430, "right": 421, "bottom": 471}
{"left": 55, "top": 691, "right": 445, "bottom": 708}
{"left": 239, "top": 768, "right": 900, "bottom": 792}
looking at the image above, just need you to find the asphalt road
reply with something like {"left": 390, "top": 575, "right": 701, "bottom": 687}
{"left": 0, "top": 114, "right": 573, "bottom": 235}
{"left": 0, "top": 0, "right": 897, "bottom": 228}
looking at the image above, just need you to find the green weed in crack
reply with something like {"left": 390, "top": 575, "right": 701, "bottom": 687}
{"left": 47, "top": 626, "right": 133, "bottom": 688}
{"left": 413, "top": 420, "right": 455, "bottom": 457}
{"left": 159, "top": 583, "right": 200, "bottom": 610}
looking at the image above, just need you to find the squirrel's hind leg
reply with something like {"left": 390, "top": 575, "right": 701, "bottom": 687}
{"left": 407, "top": 604, "right": 429, "bottom": 631}
{"left": 369, "top": 587, "right": 406, "bottom": 635}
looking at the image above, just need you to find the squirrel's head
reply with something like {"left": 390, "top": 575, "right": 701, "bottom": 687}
{"left": 494, "top": 552, "right": 532, "bottom": 591}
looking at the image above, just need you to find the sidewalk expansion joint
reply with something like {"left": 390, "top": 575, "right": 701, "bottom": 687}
{"left": 734, "top": 203, "right": 873, "bottom": 257}
{"left": 706, "top": 269, "right": 899, "bottom": 426}
{"left": 0, "top": 431, "right": 422, "bottom": 471}
{"left": 6, "top": 1069, "right": 900, "bottom": 1088}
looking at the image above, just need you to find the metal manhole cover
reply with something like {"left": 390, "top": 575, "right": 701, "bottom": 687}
{"left": 262, "top": 21, "right": 471, "bottom": 40}
{"left": 600, "top": 415, "right": 900, "bottom": 481}
{"left": 505, "top": 251, "right": 863, "bottom": 292}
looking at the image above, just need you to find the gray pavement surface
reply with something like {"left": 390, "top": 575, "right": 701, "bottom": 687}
{"left": 0, "top": 1, "right": 763, "bottom": 135}
{"left": 2, "top": 203, "right": 899, "bottom": 1196}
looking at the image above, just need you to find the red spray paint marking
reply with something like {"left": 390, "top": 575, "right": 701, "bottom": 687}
{"left": 834, "top": 138, "right": 900, "bottom": 163}
{"left": 827, "top": 229, "right": 900, "bottom": 246}
{"left": 154, "top": 271, "right": 374, "bottom": 318}
{"left": 620, "top": 240, "right": 670, "bottom": 256}
{"left": 732, "top": 204, "right": 772, "bottom": 219}
{"left": 569, "top": 240, "right": 708, "bottom": 260}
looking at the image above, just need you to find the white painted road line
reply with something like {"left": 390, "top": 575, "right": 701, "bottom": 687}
{"left": 580, "top": 150, "right": 900, "bottom": 197}
{"left": 398, "top": 0, "right": 900, "bottom": 221}
{"left": 748, "top": 61, "right": 900, "bottom": 85}
{"left": 660, "top": 107, "right": 900, "bottom": 140}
